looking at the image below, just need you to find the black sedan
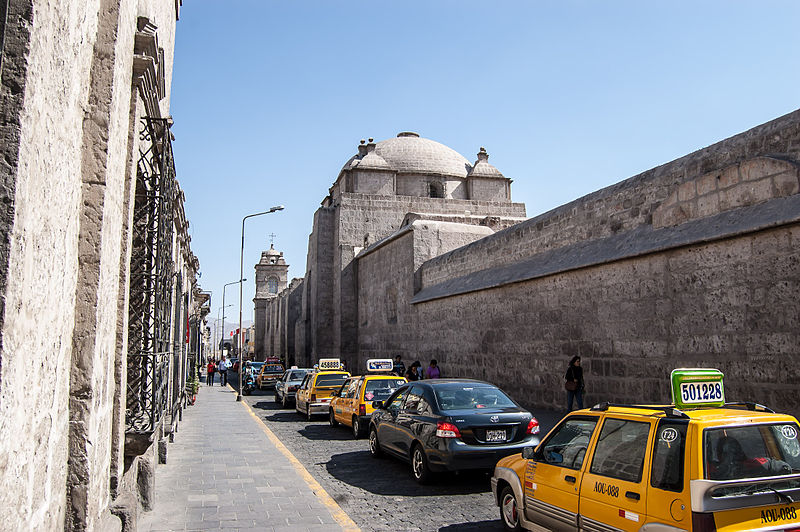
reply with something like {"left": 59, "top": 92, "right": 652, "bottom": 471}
{"left": 368, "top": 379, "right": 540, "bottom": 483}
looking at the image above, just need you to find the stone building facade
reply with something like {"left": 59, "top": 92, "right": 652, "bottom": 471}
{"left": 253, "top": 244, "right": 288, "bottom": 360}
{"left": 262, "top": 112, "right": 800, "bottom": 417}
{"left": 0, "top": 1, "right": 204, "bottom": 531}
{"left": 260, "top": 133, "right": 526, "bottom": 369}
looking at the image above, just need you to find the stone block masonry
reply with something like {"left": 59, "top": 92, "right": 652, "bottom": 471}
{"left": 0, "top": 1, "right": 193, "bottom": 531}
{"left": 358, "top": 109, "right": 800, "bottom": 415}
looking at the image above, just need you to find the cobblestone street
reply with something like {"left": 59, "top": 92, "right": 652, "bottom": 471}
{"left": 240, "top": 382, "right": 563, "bottom": 532}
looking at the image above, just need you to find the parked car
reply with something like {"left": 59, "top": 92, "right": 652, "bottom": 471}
{"left": 330, "top": 373, "right": 407, "bottom": 438}
{"left": 369, "top": 379, "right": 540, "bottom": 484}
{"left": 296, "top": 369, "right": 350, "bottom": 420}
{"left": 256, "top": 363, "right": 285, "bottom": 390}
{"left": 491, "top": 368, "right": 800, "bottom": 532}
{"left": 275, "top": 368, "right": 311, "bottom": 407}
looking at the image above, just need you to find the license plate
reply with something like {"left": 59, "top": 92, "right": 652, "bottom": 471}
{"left": 486, "top": 429, "right": 506, "bottom": 442}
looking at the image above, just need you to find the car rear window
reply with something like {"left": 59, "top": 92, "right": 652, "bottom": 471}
{"left": 314, "top": 373, "right": 348, "bottom": 387}
{"left": 363, "top": 379, "right": 406, "bottom": 401}
{"left": 264, "top": 364, "right": 283, "bottom": 373}
{"left": 288, "top": 370, "right": 308, "bottom": 380}
{"left": 434, "top": 384, "right": 516, "bottom": 410}
{"left": 704, "top": 423, "right": 800, "bottom": 481}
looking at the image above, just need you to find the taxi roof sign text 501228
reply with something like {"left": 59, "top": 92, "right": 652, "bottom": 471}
{"left": 670, "top": 368, "right": 725, "bottom": 409}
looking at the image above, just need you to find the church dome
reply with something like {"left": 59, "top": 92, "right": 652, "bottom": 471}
{"left": 373, "top": 132, "right": 472, "bottom": 178}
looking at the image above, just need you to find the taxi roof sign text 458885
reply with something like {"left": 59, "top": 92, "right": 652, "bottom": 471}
{"left": 318, "top": 358, "right": 342, "bottom": 371}
{"left": 670, "top": 368, "right": 725, "bottom": 409}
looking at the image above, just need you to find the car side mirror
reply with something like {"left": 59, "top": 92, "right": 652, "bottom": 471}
{"left": 372, "top": 400, "right": 384, "bottom": 410}
{"left": 522, "top": 446, "right": 537, "bottom": 460}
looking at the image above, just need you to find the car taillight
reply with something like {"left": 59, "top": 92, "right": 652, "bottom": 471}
{"left": 691, "top": 512, "right": 716, "bottom": 532}
{"left": 359, "top": 404, "right": 366, "bottom": 416}
{"left": 310, "top": 394, "right": 316, "bottom": 401}
{"left": 526, "top": 418, "right": 540, "bottom": 435}
{"left": 436, "top": 421, "right": 461, "bottom": 439}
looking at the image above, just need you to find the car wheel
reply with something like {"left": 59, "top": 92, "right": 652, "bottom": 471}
{"left": 306, "top": 405, "right": 313, "bottom": 421}
{"left": 329, "top": 409, "right": 339, "bottom": 427}
{"left": 352, "top": 416, "right": 362, "bottom": 439}
{"left": 369, "top": 427, "right": 383, "bottom": 458}
{"left": 282, "top": 395, "right": 288, "bottom": 408}
{"left": 273, "top": 391, "right": 280, "bottom": 403}
{"left": 411, "top": 444, "right": 432, "bottom": 484}
{"left": 499, "top": 485, "right": 522, "bottom": 531}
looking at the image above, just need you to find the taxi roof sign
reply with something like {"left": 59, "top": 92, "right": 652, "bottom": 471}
{"left": 670, "top": 368, "right": 725, "bottom": 409}
{"left": 366, "top": 359, "right": 394, "bottom": 372}
{"left": 318, "top": 358, "right": 342, "bottom": 371}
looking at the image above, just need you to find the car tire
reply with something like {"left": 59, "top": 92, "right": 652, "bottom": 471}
{"left": 282, "top": 395, "right": 288, "bottom": 408}
{"left": 369, "top": 426, "right": 383, "bottom": 458}
{"left": 273, "top": 391, "right": 280, "bottom": 403}
{"left": 306, "top": 405, "right": 313, "bottom": 422}
{"left": 411, "top": 444, "right": 432, "bottom": 484}
{"left": 352, "top": 416, "right": 362, "bottom": 439}
{"left": 329, "top": 409, "right": 339, "bottom": 427}
{"left": 499, "top": 485, "right": 523, "bottom": 531}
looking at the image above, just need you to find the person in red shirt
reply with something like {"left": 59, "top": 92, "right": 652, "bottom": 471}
{"left": 206, "top": 360, "right": 216, "bottom": 386}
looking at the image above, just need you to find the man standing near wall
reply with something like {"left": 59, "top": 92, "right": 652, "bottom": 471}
{"left": 218, "top": 356, "right": 229, "bottom": 386}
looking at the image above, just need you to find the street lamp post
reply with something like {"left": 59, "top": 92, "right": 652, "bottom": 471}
{"left": 222, "top": 280, "right": 244, "bottom": 362}
{"left": 238, "top": 205, "right": 284, "bottom": 402}
{"left": 215, "top": 304, "right": 232, "bottom": 358}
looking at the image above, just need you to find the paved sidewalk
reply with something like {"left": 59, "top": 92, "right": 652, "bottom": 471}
{"left": 138, "top": 382, "right": 356, "bottom": 532}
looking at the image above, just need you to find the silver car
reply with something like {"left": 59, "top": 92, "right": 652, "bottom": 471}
{"left": 274, "top": 368, "right": 311, "bottom": 407}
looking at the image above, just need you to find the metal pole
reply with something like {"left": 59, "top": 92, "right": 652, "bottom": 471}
{"left": 237, "top": 205, "right": 284, "bottom": 402}
{"left": 221, "top": 282, "right": 241, "bottom": 371}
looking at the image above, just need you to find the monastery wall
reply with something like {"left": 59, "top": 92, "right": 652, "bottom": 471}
{"left": 355, "top": 110, "right": 800, "bottom": 414}
{"left": 419, "top": 110, "right": 800, "bottom": 290}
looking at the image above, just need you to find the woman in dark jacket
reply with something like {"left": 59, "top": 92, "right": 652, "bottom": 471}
{"left": 565, "top": 356, "right": 585, "bottom": 411}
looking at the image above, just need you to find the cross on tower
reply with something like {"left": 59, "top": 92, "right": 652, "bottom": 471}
{"left": 268, "top": 233, "right": 277, "bottom": 246}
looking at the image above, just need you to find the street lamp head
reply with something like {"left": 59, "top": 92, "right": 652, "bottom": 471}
{"left": 241, "top": 278, "right": 247, "bottom": 282}
{"left": 269, "top": 205, "right": 285, "bottom": 212}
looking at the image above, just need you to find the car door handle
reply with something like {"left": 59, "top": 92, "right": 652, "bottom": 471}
{"left": 625, "top": 491, "right": 640, "bottom": 501}
{"left": 564, "top": 475, "right": 576, "bottom": 483}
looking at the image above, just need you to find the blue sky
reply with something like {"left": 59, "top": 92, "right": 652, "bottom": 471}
{"left": 170, "top": 1, "right": 800, "bottom": 326}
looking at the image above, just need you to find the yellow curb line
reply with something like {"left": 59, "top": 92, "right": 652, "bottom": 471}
{"left": 239, "top": 395, "right": 361, "bottom": 532}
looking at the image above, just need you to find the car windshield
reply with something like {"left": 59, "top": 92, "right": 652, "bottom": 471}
{"left": 250, "top": 363, "right": 264, "bottom": 372}
{"left": 363, "top": 379, "right": 406, "bottom": 401}
{"left": 264, "top": 364, "right": 283, "bottom": 374}
{"left": 434, "top": 384, "right": 516, "bottom": 410}
{"left": 704, "top": 423, "right": 800, "bottom": 490}
{"left": 288, "top": 370, "right": 308, "bottom": 381}
{"left": 315, "top": 373, "right": 348, "bottom": 387}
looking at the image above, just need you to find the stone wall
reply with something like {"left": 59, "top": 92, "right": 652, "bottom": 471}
{"left": 418, "top": 110, "right": 800, "bottom": 291}
{"left": 352, "top": 109, "right": 800, "bottom": 415}
{"left": 0, "top": 1, "right": 186, "bottom": 530}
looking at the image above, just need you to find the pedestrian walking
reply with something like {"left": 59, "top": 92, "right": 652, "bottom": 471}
{"left": 392, "top": 354, "right": 406, "bottom": 377}
{"left": 564, "top": 355, "right": 585, "bottom": 411}
{"left": 405, "top": 361, "right": 423, "bottom": 381}
{"left": 426, "top": 359, "right": 441, "bottom": 379}
{"left": 218, "top": 356, "right": 229, "bottom": 386}
{"left": 206, "top": 360, "right": 216, "bottom": 386}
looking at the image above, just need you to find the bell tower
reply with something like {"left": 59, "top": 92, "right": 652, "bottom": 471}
{"left": 253, "top": 243, "right": 288, "bottom": 360}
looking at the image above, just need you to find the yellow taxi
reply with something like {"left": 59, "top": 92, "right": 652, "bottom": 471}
{"left": 492, "top": 368, "right": 800, "bottom": 532}
{"left": 328, "top": 359, "right": 407, "bottom": 439}
{"left": 256, "top": 362, "right": 284, "bottom": 390}
{"left": 295, "top": 358, "right": 350, "bottom": 421}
